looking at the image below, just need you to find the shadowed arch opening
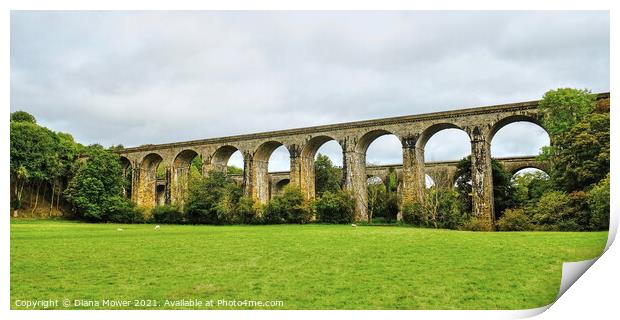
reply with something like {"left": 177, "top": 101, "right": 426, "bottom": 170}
{"left": 119, "top": 156, "right": 132, "bottom": 198}
{"left": 300, "top": 136, "right": 343, "bottom": 199}
{"left": 138, "top": 153, "right": 164, "bottom": 208}
{"left": 172, "top": 149, "right": 200, "bottom": 207}
{"left": 273, "top": 178, "right": 290, "bottom": 197}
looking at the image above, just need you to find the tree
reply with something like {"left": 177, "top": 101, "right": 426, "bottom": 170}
{"left": 314, "top": 154, "right": 342, "bottom": 195}
{"left": 538, "top": 88, "right": 595, "bottom": 135}
{"left": 10, "top": 110, "right": 37, "bottom": 124}
{"left": 185, "top": 171, "right": 241, "bottom": 224}
{"left": 313, "top": 190, "right": 355, "bottom": 224}
{"left": 587, "top": 174, "right": 610, "bottom": 231}
{"left": 367, "top": 182, "right": 386, "bottom": 222}
{"left": 511, "top": 170, "right": 552, "bottom": 210}
{"left": 548, "top": 113, "right": 609, "bottom": 192}
{"left": 10, "top": 121, "right": 63, "bottom": 213}
{"left": 227, "top": 165, "right": 243, "bottom": 174}
{"left": 454, "top": 156, "right": 516, "bottom": 219}
{"left": 64, "top": 145, "right": 136, "bottom": 221}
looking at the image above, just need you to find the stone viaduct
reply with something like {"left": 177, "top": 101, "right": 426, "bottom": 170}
{"left": 115, "top": 93, "right": 609, "bottom": 229}
{"left": 248, "top": 156, "right": 549, "bottom": 199}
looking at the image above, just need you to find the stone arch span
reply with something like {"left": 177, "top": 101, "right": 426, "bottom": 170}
{"left": 252, "top": 141, "right": 290, "bottom": 203}
{"left": 344, "top": 129, "right": 401, "bottom": 221}
{"left": 298, "top": 135, "right": 342, "bottom": 200}
{"left": 171, "top": 149, "right": 200, "bottom": 207}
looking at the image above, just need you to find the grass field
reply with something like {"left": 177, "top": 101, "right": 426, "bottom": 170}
{"left": 10, "top": 219, "right": 607, "bottom": 310}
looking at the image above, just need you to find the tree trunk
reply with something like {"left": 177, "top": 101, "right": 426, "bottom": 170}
{"left": 49, "top": 180, "right": 55, "bottom": 215}
{"left": 32, "top": 181, "right": 41, "bottom": 215}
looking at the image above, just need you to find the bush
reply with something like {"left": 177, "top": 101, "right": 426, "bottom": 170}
{"left": 314, "top": 190, "right": 355, "bottom": 224}
{"left": 461, "top": 216, "right": 491, "bottom": 231}
{"left": 185, "top": 171, "right": 241, "bottom": 224}
{"left": 105, "top": 196, "right": 144, "bottom": 223}
{"left": 237, "top": 196, "right": 260, "bottom": 224}
{"left": 587, "top": 174, "right": 610, "bottom": 231}
{"left": 152, "top": 205, "right": 184, "bottom": 224}
{"left": 402, "top": 188, "right": 465, "bottom": 229}
{"left": 402, "top": 202, "right": 425, "bottom": 226}
{"left": 532, "top": 190, "right": 576, "bottom": 231}
{"left": 496, "top": 208, "right": 533, "bottom": 231}
{"left": 263, "top": 186, "right": 311, "bottom": 224}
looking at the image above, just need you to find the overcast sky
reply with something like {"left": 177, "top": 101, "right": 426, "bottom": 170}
{"left": 11, "top": 11, "right": 609, "bottom": 171}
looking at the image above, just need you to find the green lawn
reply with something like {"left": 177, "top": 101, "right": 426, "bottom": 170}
{"left": 10, "top": 219, "right": 607, "bottom": 310}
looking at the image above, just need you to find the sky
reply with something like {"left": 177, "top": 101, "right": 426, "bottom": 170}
{"left": 11, "top": 11, "right": 609, "bottom": 172}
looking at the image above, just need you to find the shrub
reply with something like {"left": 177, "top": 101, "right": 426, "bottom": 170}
{"left": 532, "top": 190, "right": 574, "bottom": 230}
{"left": 587, "top": 174, "right": 610, "bottom": 231}
{"left": 496, "top": 208, "right": 533, "bottom": 231}
{"left": 152, "top": 205, "right": 184, "bottom": 224}
{"left": 314, "top": 190, "right": 355, "bottom": 224}
{"left": 105, "top": 196, "right": 144, "bottom": 223}
{"left": 237, "top": 196, "right": 260, "bottom": 224}
{"left": 185, "top": 171, "right": 241, "bottom": 224}
{"left": 264, "top": 186, "right": 311, "bottom": 224}
{"left": 402, "top": 202, "right": 425, "bottom": 226}
{"left": 461, "top": 216, "right": 491, "bottom": 231}
{"left": 402, "top": 188, "right": 464, "bottom": 229}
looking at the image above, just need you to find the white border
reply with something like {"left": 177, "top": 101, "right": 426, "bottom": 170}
{"left": 2, "top": 1, "right": 616, "bottom": 319}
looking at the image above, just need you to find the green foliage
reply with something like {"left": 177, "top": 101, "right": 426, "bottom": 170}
{"left": 314, "top": 153, "right": 342, "bottom": 195}
{"left": 461, "top": 216, "right": 492, "bottom": 231}
{"left": 64, "top": 145, "right": 133, "bottom": 221}
{"left": 587, "top": 174, "right": 610, "bottom": 231}
{"left": 454, "top": 156, "right": 516, "bottom": 219}
{"left": 263, "top": 186, "right": 311, "bottom": 224}
{"left": 152, "top": 205, "right": 184, "bottom": 224}
{"left": 538, "top": 88, "right": 595, "bottom": 136}
{"left": 10, "top": 121, "right": 63, "bottom": 182}
{"left": 10, "top": 110, "right": 37, "bottom": 124}
{"left": 313, "top": 190, "right": 355, "bottom": 224}
{"left": 511, "top": 170, "right": 552, "bottom": 210}
{"left": 105, "top": 197, "right": 144, "bottom": 223}
{"left": 531, "top": 190, "right": 574, "bottom": 231}
{"left": 237, "top": 196, "right": 260, "bottom": 224}
{"left": 548, "top": 113, "right": 610, "bottom": 192}
{"left": 402, "top": 201, "right": 424, "bottom": 226}
{"left": 496, "top": 208, "right": 533, "bottom": 231}
{"left": 185, "top": 171, "right": 241, "bottom": 224}
{"left": 402, "top": 188, "right": 464, "bottom": 229}
{"left": 227, "top": 165, "right": 243, "bottom": 175}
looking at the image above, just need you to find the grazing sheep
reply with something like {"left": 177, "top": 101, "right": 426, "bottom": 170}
{"left": 351, "top": 224, "right": 357, "bottom": 228}
{"left": 154, "top": 225, "right": 160, "bottom": 231}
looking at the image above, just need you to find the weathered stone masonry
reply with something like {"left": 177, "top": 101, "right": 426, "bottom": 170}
{"left": 116, "top": 93, "right": 609, "bottom": 230}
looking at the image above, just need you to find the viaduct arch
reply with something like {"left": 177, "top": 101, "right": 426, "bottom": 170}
{"left": 116, "top": 93, "right": 609, "bottom": 230}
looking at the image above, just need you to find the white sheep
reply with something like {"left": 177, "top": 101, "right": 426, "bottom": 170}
{"left": 154, "top": 225, "right": 160, "bottom": 231}
{"left": 351, "top": 224, "right": 357, "bottom": 228}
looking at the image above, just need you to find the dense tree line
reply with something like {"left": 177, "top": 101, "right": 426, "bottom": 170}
{"left": 10, "top": 111, "right": 141, "bottom": 222}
